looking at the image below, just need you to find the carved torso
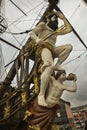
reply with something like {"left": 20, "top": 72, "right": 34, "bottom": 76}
{"left": 33, "top": 22, "right": 57, "bottom": 46}
{"left": 46, "top": 77, "right": 64, "bottom": 107}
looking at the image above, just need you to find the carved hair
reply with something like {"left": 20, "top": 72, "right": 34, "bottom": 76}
{"left": 55, "top": 70, "right": 66, "bottom": 80}
{"left": 46, "top": 11, "right": 58, "bottom": 31}
{"left": 48, "top": 0, "right": 60, "bottom": 5}
{"left": 83, "top": 0, "right": 87, "bottom": 3}
{"left": 46, "top": 11, "right": 57, "bottom": 19}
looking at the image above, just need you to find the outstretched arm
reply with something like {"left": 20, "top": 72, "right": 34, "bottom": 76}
{"left": 64, "top": 74, "right": 77, "bottom": 92}
{"left": 65, "top": 81, "right": 77, "bottom": 92}
{"left": 55, "top": 11, "right": 72, "bottom": 35}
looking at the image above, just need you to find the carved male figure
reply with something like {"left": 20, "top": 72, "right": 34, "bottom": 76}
{"left": 26, "top": 69, "right": 77, "bottom": 130}
{"left": 46, "top": 70, "right": 77, "bottom": 108}
{"left": 30, "top": 10, "right": 73, "bottom": 106}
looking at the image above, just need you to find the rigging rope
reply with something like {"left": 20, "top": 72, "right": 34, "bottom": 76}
{"left": 9, "top": 33, "right": 28, "bottom": 61}
{"left": 1, "top": 0, "right": 87, "bottom": 79}
{"left": 4, "top": 2, "right": 81, "bottom": 36}
{"left": 4, "top": 2, "right": 45, "bottom": 69}
{"left": 46, "top": 0, "right": 87, "bottom": 49}
{"left": 1, "top": 0, "right": 45, "bottom": 77}
{"left": 8, "top": 1, "right": 44, "bottom": 27}
{"left": 0, "top": 1, "right": 45, "bottom": 78}
{"left": 0, "top": 37, "right": 20, "bottom": 50}
{"left": 5, "top": 29, "right": 32, "bottom": 35}
{"left": 9, "top": 0, "right": 27, "bottom": 16}
{"left": 72, "top": 51, "right": 87, "bottom": 73}
{"left": 69, "top": 4, "right": 81, "bottom": 20}
{"left": 62, "top": 51, "right": 87, "bottom": 73}
{"left": 0, "top": 33, "right": 29, "bottom": 79}
{"left": 7, "top": 28, "right": 22, "bottom": 46}
{"left": 3, "top": 2, "right": 87, "bottom": 69}
{"left": 0, "top": 50, "right": 85, "bottom": 81}
{"left": 3, "top": 2, "right": 46, "bottom": 68}
{"left": 30, "top": 3, "right": 45, "bottom": 29}
{"left": 63, "top": 51, "right": 86, "bottom": 66}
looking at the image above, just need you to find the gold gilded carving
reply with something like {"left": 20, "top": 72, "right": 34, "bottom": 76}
{"left": 21, "top": 91, "right": 27, "bottom": 106}
{"left": 29, "top": 125, "right": 40, "bottom": 130}
{"left": 4, "top": 102, "right": 10, "bottom": 119}
{"left": 51, "top": 124, "right": 60, "bottom": 130}
{"left": 24, "top": 110, "right": 32, "bottom": 120}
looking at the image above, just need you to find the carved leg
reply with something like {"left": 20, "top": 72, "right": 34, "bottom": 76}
{"left": 54, "top": 44, "right": 73, "bottom": 70}
{"left": 38, "top": 48, "right": 54, "bottom": 106}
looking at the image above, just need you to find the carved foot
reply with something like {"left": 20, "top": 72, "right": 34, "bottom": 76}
{"left": 38, "top": 95, "right": 48, "bottom": 107}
